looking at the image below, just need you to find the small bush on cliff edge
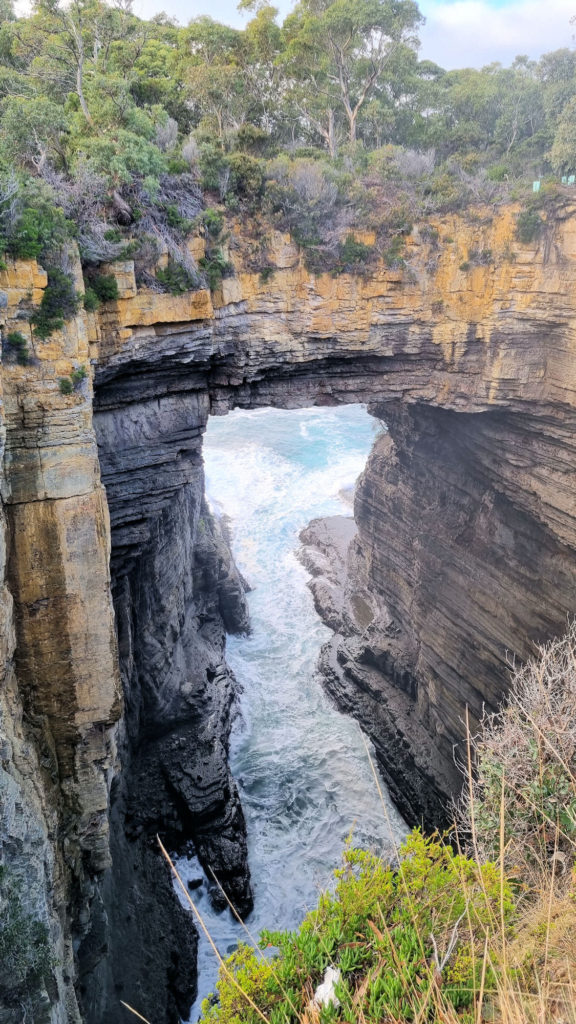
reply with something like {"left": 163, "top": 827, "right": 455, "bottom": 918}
{"left": 31, "top": 267, "right": 81, "bottom": 338}
{"left": 200, "top": 831, "right": 515, "bottom": 1024}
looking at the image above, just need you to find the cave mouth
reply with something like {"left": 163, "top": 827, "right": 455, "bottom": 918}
{"left": 178, "top": 403, "right": 406, "bottom": 1020}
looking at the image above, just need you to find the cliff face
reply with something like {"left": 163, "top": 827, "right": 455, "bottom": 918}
{"left": 92, "top": 205, "right": 576, "bottom": 828}
{"left": 0, "top": 257, "right": 251, "bottom": 1023}
{"left": 1, "top": 201, "right": 576, "bottom": 1018}
{"left": 0, "top": 259, "right": 120, "bottom": 1022}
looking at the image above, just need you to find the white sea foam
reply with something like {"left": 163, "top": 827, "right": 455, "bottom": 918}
{"left": 179, "top": 405, "right": 403, "bottom": 1021}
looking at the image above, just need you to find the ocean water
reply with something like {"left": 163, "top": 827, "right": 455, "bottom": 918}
{"left": 179, "top": 405, "right": 406, "bottom": 1021}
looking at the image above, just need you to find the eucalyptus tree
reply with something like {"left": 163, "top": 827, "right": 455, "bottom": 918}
{"left": 281, "top": 0, "right": 423, "bottom": 151}
{"left": 185, "top": 17, "right": 248, "bottom": 140}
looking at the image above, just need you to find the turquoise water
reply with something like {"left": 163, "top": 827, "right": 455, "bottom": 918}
{"left": 181, "top": 405, "right": 406, "bottom": 1020}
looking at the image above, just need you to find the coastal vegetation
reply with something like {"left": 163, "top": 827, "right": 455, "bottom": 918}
{"left": 180, "top": 627, "right": 576, "bottom": 1024}
{"left": 2, "top": 0, "right": 576, "bottom": 328}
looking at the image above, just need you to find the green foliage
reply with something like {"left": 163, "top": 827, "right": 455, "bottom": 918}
{"left": 3, "top": 192, "right": 74, "bottom": 262}
{"left": 199, "top": 249, "right": 232, "bottom": 291}
{"left": 0, "top": 866, "right": 52, "bottom": 1010}
{"left": 83, "top": 287, "right": 101, "bottom": 312}
{"left": 71, "top": 364, "right": 87, "bottom": 385}
{"left": 333, "top": 234, "right": 375, "bottom": 275}
{"left": 550, "top": 95, "right": 576, "bottom": 173}
{"left": 89, "top": 273, "right": 119, "bottom": 303}
{"left": 202, "top": 207, "right": 225, "bottom": 239}
{"left": 156, "top": 259, "right": 196, "bottom": 294}
{"left": 31, "top": 268, "right": 81, "bottom": 339}
{"left": 0, "top": 96, "right": 69, "bottom": 170}
{"left": 167, "top": 156, "right": 189, "bottom": 174}
{"left": 2, "top": 329, "right": 29, "bottom": 364}
{"left": 198, "top": 144, "right": 229, "bottom": 192}
{"left": 59, "top": 364, "right": 87, "bottom": 394}
{"left": 227, "top": 153, "right": 265, "bottom": 204}
{"left": 81, "top": 129, "right": 167, "bottom": 186}
{"left": 235, "top": 123, "right": 276, "bottom": 158}
{"left": 516, "top": 207, "right": 543, "bottom": 243}
{"left": 2, "top": 0, "right": 576, "bottom": 297}
{"left": 384, "top": 235, "right": 407, "bottom": 268}
{"left": 201, "top": 830, "right": 516, "bottom": 1024}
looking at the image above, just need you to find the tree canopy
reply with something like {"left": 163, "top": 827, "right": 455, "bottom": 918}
{"left": 1, "top": 0, "right": 576, "bottom": 297}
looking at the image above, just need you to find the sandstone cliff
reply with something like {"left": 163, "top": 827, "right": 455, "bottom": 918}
{"left": 2, "top": 200, "right": 576, "bottom": 1019}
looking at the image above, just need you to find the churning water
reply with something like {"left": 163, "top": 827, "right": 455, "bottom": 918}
{"left": 180, "top": 405, "right": 406, "bottom": 1021}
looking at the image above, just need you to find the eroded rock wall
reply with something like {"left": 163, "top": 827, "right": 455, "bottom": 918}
{"left": 92, "top": 204, "right": 576, "bottom": 827}
{"left": 2, "top": 199, "right": 576, "bottom": 1019}
{"left": 0, "top": 258, "right": 119, "bottom": 1022}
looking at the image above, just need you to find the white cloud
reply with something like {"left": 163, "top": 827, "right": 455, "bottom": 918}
{"left": 419, "top": 0, "right": 576, "bottom": 68}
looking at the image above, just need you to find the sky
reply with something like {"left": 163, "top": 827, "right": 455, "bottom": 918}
{"left": 128, "top": 0, "right": 576, "bottom": 69}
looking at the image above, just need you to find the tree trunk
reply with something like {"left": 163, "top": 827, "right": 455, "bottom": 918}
{"left": 76, "top": 58, "right": 93, "bottom": 125}
{"left": 348, "top": 111, "right": 357, "bottom": 145}
{"left": 327, "top": 108, "right": 337, "bottom": 158}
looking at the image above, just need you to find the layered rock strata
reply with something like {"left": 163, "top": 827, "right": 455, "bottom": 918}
{"left": 0, "top": 257, "right": 251, "bottom": 1024}
{"left": 93, "top": 207, "right": 576, "bottom": 832}
{"left": 2, "top": 200, "right": 576, "bottom": 1019}
{"left": 0, "top": 258, "right": 120, "bottom": 1022}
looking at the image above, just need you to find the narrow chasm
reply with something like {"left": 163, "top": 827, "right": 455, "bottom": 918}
{"left": 82, "top": 388, "right": 254, "bottom": 1023}
{"left": 179, "top": 405, "right": 406, "bottom": 1020}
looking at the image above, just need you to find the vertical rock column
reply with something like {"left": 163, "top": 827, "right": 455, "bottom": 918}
{"left": 0, "top": 258, "right": 121, "bottom": 1020}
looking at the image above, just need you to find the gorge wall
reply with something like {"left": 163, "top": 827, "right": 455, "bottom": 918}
{"left": 2, "top": 200, "right": 576, "bottom": 1021}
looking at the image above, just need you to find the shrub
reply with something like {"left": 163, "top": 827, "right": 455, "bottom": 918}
{"left": 235, "top": 124, "right": 275, "bottom": 158}
{"left": 393, "top": 147, "right": 436, "bottom": 179}
{"left": 89, "top": 273, "right": 119, "bottom": 303}
{"left": 265, "top": 157, "right": 340, "bottom": 248}
{"left": 164, "top": 204, "right": 193, "bottom": 235}
{"left": 70, "top": 364, "right": 87, "bottom": 385}
{"left": 58, "top": 365, "right": 87, "bottom": 395}
{"left": 201, "top": 830, "right": 515, "bottom": 1024}
{"left": 4, "top": 200, "right": 73, "bottom": 262}
{"left": 168, "top": 154, "right": 190, "bottom": 175}
{"left": 31, "top": 268, "right": 81, "bottom": 339}
{"left": 335, "top": 234, "right": 375, "bottom": 274}
{"left": 458, "top": 623, "right": 576, "bottom": 879}
{"left": 3, "top": 330, "right": 29, "bottom": 365}
{"left": 487, "top": 164, "right": 510, "bottom": 182}
{"left": 384, "top": 235, "right": 406, "bottom": 269}
{"left": 202, "top": 207, "right": 225, "bottom": 240}
{"left": 198, "top": 143, "right": 229, "bottom": 194}
{"left": 199, "top": 249, "right": 233, "bottom": 291}
{"left": 83, "top": 287, "right": 101, "bottom": 312}
{"left": 422, "top": 171, "right": 468, "bottom": 213}
{"left": 156, "top": 259, "right": 196, "bottom": 294}
{"left": 516, "top": 207, "right": 543, "bottom": 244}
{"left": 227, "top": 153, "right": 265, "bottom": 204}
